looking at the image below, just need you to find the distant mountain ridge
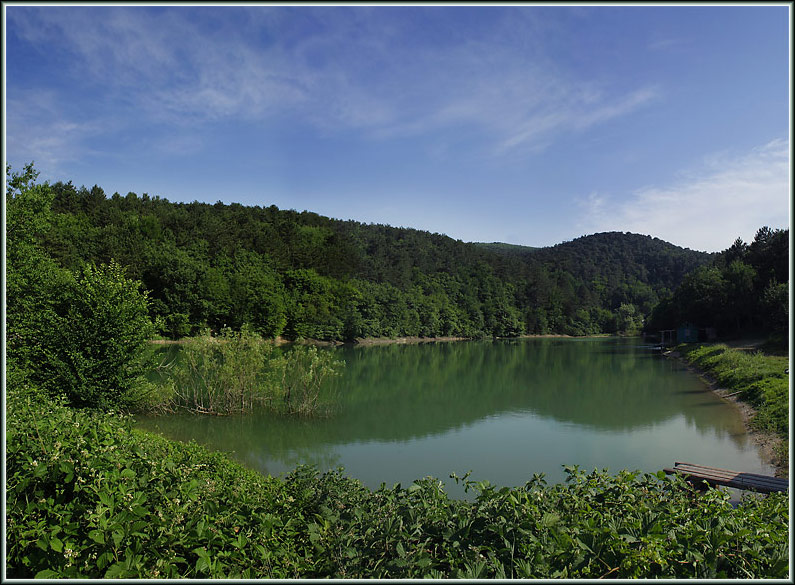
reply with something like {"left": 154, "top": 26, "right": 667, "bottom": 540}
{"left": 472, "top": 242, "right": 540, "bottom": 255}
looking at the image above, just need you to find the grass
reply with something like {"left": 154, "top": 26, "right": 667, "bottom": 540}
{"left": 6, "top": 383, "right": 790, "bottom": 579}
{"left": 677, "top": 342, "right": 789, "bottom": 468}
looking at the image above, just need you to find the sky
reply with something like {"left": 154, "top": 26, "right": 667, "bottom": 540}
{"left": 4, "top": 3, "right": 791, "bottom": 252}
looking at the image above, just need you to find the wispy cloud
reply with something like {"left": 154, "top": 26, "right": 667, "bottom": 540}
{"left": 647, "top": 37, "right": 688, "bottom": 52}
{"left": 7, "top": 6, "right": 660, "bottom": 161}
{"left": 4, "top": 90, "right": 111, "bottom": 175}
{"left": 495, "top": 85, "right": 659, "bottom": 154}
{"left": 577, "top": 139, "right": 791, "bottom": 252}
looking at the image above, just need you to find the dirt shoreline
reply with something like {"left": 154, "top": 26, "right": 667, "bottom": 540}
{"left": 664, "top": 349, "right": 787, "bottom": 479}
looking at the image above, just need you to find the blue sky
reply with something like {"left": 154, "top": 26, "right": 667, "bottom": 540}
{"left": 4, "top": 4, "right": 790, "bottom": 252}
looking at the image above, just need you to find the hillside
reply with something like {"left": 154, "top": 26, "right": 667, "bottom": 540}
{"left": 533, "top": 232, "right": 714, "bottom": 310}
{"left": 32, "top": 179, "right": 713, "bottom": 340}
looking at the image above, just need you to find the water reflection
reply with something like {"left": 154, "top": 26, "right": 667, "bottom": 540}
{"left": 137, "top": 337, "right": 771, "bottom": 494}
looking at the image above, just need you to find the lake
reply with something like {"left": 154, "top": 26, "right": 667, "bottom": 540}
{"left": 136, "top": 337, "right": 773, "bottom": 498}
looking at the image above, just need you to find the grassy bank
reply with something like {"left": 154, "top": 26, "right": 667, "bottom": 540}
{"left": 675, "top": 343, "right": 789, "bottom": 471}
{"left": 6, "top": 385, "right": 789, "bottom": 579}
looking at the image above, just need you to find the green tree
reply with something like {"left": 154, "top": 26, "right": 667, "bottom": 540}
{"left": 761, "top": 282, "right": 788, "bottom": 334}
{"left": 37, "top": 261, "right": 158, "bottom": 409}
{"left": 6, "top": 164, "right": 67, "bottom": 386}
{"left": 723, "top": 260, "right": 757, "bottom": 331}
{"left": 615, "top": 303, "right": 643, "bottom": 334}
{"left": 675, "top": 266, "right": 728, "bottom": 328}
{"left": 228, "top": 250, "right": 287, "bottom": 338}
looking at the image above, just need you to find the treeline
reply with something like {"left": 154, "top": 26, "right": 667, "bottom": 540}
{"left": 19, "top": 164, "right": 712, "bottom": 340}
{"left": 648, "top": 227, "right": 789, "bottom": 337}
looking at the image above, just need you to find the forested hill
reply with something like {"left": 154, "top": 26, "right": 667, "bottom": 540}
{"left": 33, "top": 178, "right": 713, "bottom": 340}
{"left": 533, "top": 232, "right": 713, "bottom": 298}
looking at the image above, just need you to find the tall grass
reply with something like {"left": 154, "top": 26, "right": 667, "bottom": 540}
{"left": 165, "top": 326, "right": 274, "bottom": 415}
{"left": 152, "top": 327, "right": 344, "bottom": 416}
{"left": 271, "top": 345, "right": 343, "bottom": 416}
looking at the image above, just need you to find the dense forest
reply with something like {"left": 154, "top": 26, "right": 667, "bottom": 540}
{"left": 14, "top": 166, "right": 716, "bottom": 341}
{"left": 648, "top": 228, "right": 789, "bottom": 338}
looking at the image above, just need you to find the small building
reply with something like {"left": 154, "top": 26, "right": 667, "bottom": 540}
{"left": 659, "top": 329, "right": 676, "bottom": 347}
{"left": 677, "top": 323, "right": 699, "bottom": 343}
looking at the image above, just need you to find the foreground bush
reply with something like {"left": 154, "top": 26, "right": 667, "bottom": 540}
{"left": 6, "top": 386, "right": 308, "bottom": 578}
{"left": 7, "top": 387, "right": 789, "bottom": 579}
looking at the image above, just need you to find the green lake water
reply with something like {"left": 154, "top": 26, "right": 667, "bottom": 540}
{"left": 136, "top": 337, "right": 774, "bottom": 498}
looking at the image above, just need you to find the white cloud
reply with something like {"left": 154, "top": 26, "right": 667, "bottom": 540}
{"left": 578, "top": 139, "right": 791, "bottom": 252}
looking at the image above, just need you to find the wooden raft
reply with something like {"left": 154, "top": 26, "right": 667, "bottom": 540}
{"left": 663, "top": 462, "right": 788, "bottom": 494}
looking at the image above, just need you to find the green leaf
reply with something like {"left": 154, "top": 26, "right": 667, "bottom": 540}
{"left": 193, "top": 546, "right": 211, "bottom": 560}
{"left": 105, "top": 562, "right": 126, "bottom": 578}
{"left": 50, "top": 536, "right": 63, "bottom": 552}
{"left": 89, "top": 529, "right": 106, "bottom": 545}
{"left": 35, "top": 569, "right": 60, "bottom": 578}
{"left": 97, "top": 551, "right": 114, "bottom": 570}
{"left": 621, "top": 534, "right": 638, "bottom": 543}
{"left": 112, "top": 530, "right": 124, "bottom": 548}
{"left": 540, "top": 512, "right": 560, "bottom": 528}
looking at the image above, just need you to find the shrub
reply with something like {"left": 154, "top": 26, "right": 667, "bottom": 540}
{"left": 36, "top": 261, "right": 158, "bottom": 410}
{"left": 5, "top": 385, "right": 308, "bottom": 578}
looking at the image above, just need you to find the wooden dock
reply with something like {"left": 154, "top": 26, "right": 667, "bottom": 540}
{"left": 663, "top": 462, "right": 788, "bottom": 494}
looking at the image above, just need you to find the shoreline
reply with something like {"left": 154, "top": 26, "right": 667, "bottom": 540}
{"left": 345, "top": 333, "right": 577, "bottom": 346}
{"left": 151, "top": 333, "right": 581, "bottom": 347}
{"left": 664, "top": 349, "right": 787, "bottom": 479}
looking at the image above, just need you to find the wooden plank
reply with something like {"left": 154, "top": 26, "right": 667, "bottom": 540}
{"left": 674, "top": 467, "right": 788, "bottom": 492}
{"left": 664, "top": 462, "right": 788, "bottom": 494}
{"left": 673, "top": 462, "right": 781, "bottom": 483}
{"left": 672, "top": 467, "right": 786, "bottom": 490}
{"left": 676, "top": 467, "right": 787, "bottom": 490}
{"left": 673, "top": 466, "right": 783, "bottom": 488}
